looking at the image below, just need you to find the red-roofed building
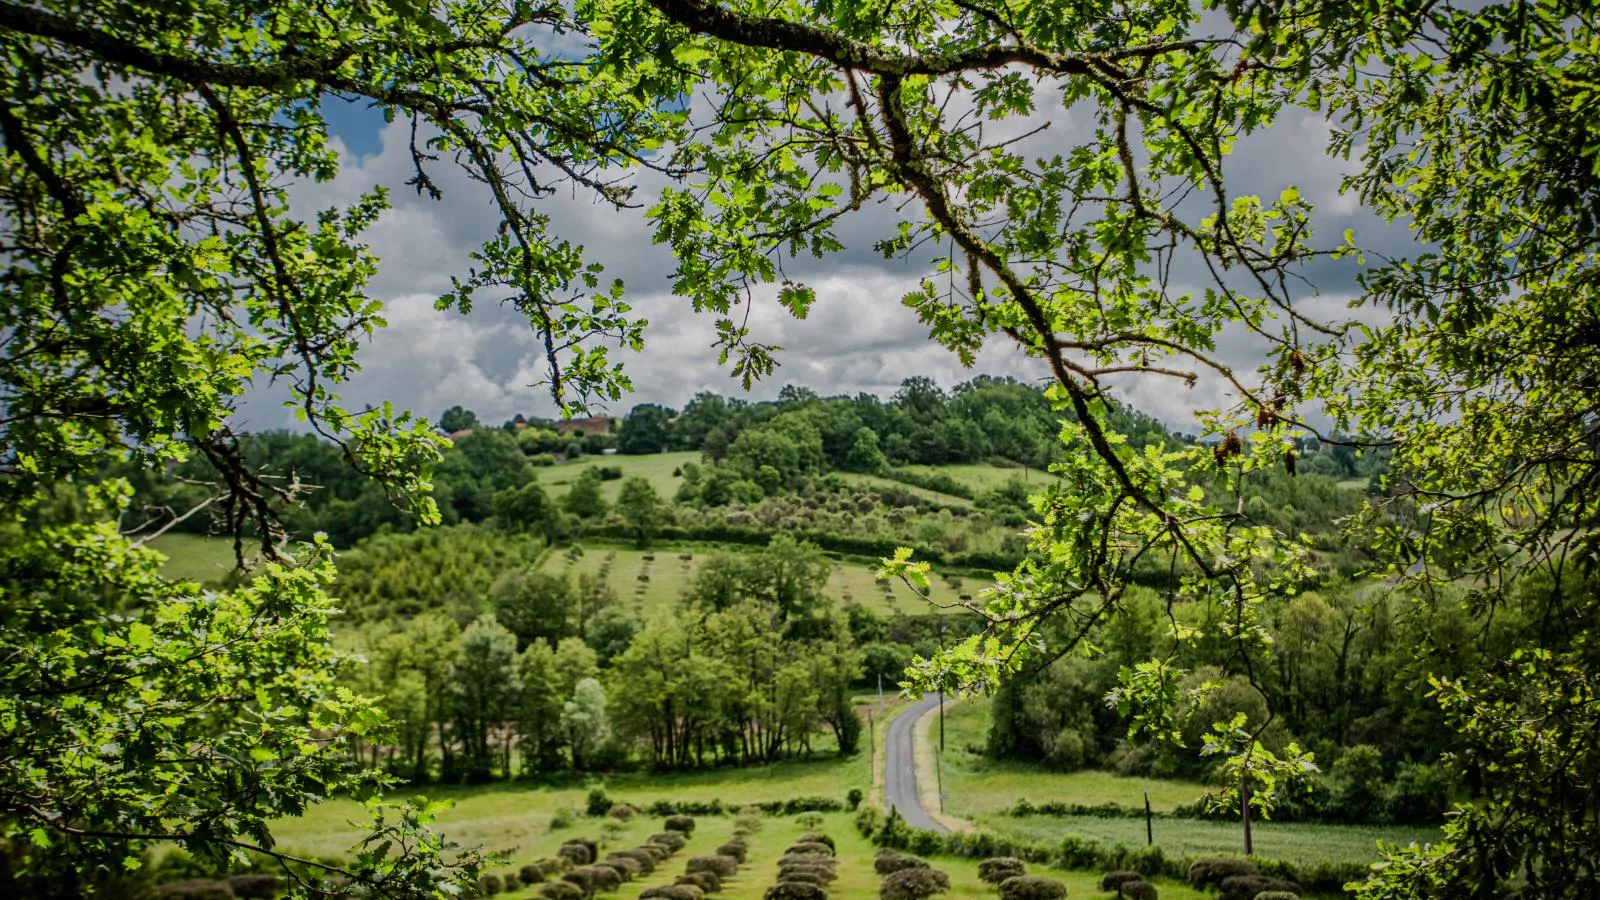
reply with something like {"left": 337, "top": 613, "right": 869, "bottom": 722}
{"left": 555, "top": 416, "right": 612, "bottom": 437}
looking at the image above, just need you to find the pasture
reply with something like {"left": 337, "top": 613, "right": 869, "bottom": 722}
{"left": 542, "top": 544, "right": 987, "bottom": 618}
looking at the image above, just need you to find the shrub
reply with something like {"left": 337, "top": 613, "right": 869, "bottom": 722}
{"left": 478, "top": 873, "right": 503, "bottom": 895}
{"left": 778, "top": 870, "right": 828, "bottom": 886}
{"left": 685, "top": 855, "right": 739, "bottom": 878}
{"left": 764, "top": 883, "right": 828, "bottom": 900}
{"left": 537, "top": 857, "right": 573, "bottom": 877}
{"left": 611, "top": 849, "right": 656, "bottom": 873}
{"left": 156, "top": 881, "right": 235, "bottom": 900}
{"left": 600, "top": 857, "right": 640, "bottom": 880}
{"left": 797, "top": 833, "right": 836, "bottom": 852}
{"left": 879, "top": 867, "right": 950, "bottom": 900}
{"left": 227, "top": 875, "right": 279, "bottom": 899}
{"left": 1100, "top": 871, "right": 1143, "bottom": 891}
{"left": 521, "top": 864, "right": 548, "bottom": 885}
{"left": 559, "top": 843, "right": 594, "bottom": 866}
{"left": 651, "top": 832, "right": 689, "bottom": 852}
{"left": 874, "top": 850, "right": 931, "bottom": 876}
{"left": 551, "top": 807, "right": 579, "bottom": 830}
{"left": 847, "top": 788, "right": 865, "bottom": 810}
{"left": 1118, "top": 883, "right": 1158, "bottom": 900}
{"left": 587, "top": 788, "right": 614, "bottom": 817}
{"left": 676, "top": 871, "right": 722, "bottom": 892}
{"left": 786, "top": 842, "right": 833, "bottom": 857}
{"left": 779, "top": 854, "right": 838, "bottom": 870}
{"left": 1189, "top": 858, "right": 1258, "bottom": 888}
{"left": 540, "top": 882, "right": 584, "bottom": 900}
{"left": 979, "top": 858, "right": 1028, "bottom": 885}
{"left": 997, "top": 876, "right": 1067, "bottom": 900}
{"left": 1252, "top": 893, "right": 1298, "bottom": 900}
{"left": 1219, "top": 876, "right": 1300, "bottom": 900}
{"left": 734, "top": 813, "right": 762, "bottom": 833}
{"left": 716, "top": 842, "right": 747, "bottom": 863}
{"left": 506, "top": 874, "right": 524, "bottom": 893}
{"left": 640, "top": 887, "right": 703, "bottom": 900}
{"left": 635, "top": 845, "right": 670, "bottom": 864}
{"left": 779, "top": 864, "right": 837, "bottom": 884}
{"left": 665, "top": 815, "right": 696, "bottom": 835}
{"left": 610, "top": 804, "right": 640, "bottom": 821}
{"left": 591, "top": 865, "right": 628, "bottom": 890}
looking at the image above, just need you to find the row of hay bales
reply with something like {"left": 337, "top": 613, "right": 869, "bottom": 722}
{"left": 761, "top": 830, "right": 837, "bottom": 900}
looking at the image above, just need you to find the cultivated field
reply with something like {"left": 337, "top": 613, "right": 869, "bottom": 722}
{"left": 532, "top": 451, "right": 702, "bottom": 503}
{"left": 933, "top": 696, "right": 1440, "bottom": 868}
{"left": 542, "top": 544, "right": 986, "bottom": 618}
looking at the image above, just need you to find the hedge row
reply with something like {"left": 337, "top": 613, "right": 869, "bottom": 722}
{"left": 853, "top": 808, "right": 1367, "bottom": 895}
{"left": 602, "top": 796, "right": 846, "bottom": 817}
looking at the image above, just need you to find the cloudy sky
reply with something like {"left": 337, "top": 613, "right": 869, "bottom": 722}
{"left": 247, "top": 67, "right": 1403, "bottom": 435}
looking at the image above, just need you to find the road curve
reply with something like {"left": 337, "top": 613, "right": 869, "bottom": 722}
{"left": 883, "top": 693, "right": 948, "bottom": 834}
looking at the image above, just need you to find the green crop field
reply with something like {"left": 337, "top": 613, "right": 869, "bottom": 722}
{"left": 935, "top": 696, "right": 1209, "bottom": 815}
{"left": 543, "top": 543, "right": 986, "bottom": 618}
{"left": 895, "top": 462, "right": 1055, "bottom": 494}
{"left": 533, "top": 451, "right": 702, "bottom": 503}
{"left": 147, "top": 532, "right": 256, "bottom": 584}
{"left": 932, "top": 695, "right": 1440, "bottom": 870}
{"left": 838, "top": 472, "right": 974, "bottom": 506}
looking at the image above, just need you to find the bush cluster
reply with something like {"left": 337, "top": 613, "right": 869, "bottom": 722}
{"left": 1187, "top": 858, "right": 1258, "bottom": 889}
{"left": 1218, "top": 875, "right": 1301, "bottom": 900}
{"left": 873, "top": 849, "right": 930, "bottom": 876}
{"left": 1118, "top": 882, "right": 1158, "bottom": 900}
{"left": 685, "top": 855, "right": 739, "bottom": 878}
{"left": 717, "top": 841, "right": 747, "bottom": 864}
{"left": 879, "top": 866, "right": 950, "bottom": 900}
{"left": 539, "top": 882, "right": 583, "bottom": 900}
{"left": 785, "top": 842, "right": 833, "bottom": 858}
{"left": 640, "top": 886, "right": 704, "bottom": 900}
{"left": 676, "top": 871, "right": 722, "bottom": 892}
{"left": 1100, "top": 870, "right": 1144, "bottom": 891}
{"left": 978, "top": 858, "right": 1027, "bottom": 885}
{"left": 797, "top": 833, "right": 836, "bottom": 852}
{"left": 996, "top": 875, "right": 1067, "bottom": 900}
{"left": 764, "top": 883, "right": 827, "bottom": 900}
{"left": 650, "top": 832, "right": 689, "bottom": 853}
{"left": 558, "top": 841, "right": 595, "bottom": 866}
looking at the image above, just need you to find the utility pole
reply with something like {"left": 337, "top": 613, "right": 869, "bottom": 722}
{"left": 1144, "top": 791, "right": 1153, "bottom": 846}
{"left": 937, "top": 622, "right": 946, "bottom": 753}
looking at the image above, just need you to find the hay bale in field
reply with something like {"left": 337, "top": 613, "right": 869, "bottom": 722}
{"left": 663, "top": 815, "right": 696, "bottom": 835}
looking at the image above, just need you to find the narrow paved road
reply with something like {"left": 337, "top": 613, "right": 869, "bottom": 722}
{"left": 883, "top": 693, "right": 948, "bottom": 834}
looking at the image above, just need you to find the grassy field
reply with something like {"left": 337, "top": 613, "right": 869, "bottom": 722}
{"left": 894, "top": 462, "right": 1055, "bottom": 494}
{"left": 932, "top": 695, "right": 1440, "bottom": 869}
{"left": 276, "top": 794, "right": 1205, "bottom": 900}
{"left": 532, "top": 451, "right": 702, "bottom": 503}
{"left": 838, "top": 472, "right": 974, "bottom": 506}
{"left": 542, "top": 543, "right": 985, "bottom": 618}
{"left": 936, "top": 696, "right": 1209, "bottom": 816}
{"left": 147, "top": 532, "right": 255, "bottom": 584}
{"left": 979, "top": 813, "right": 1439, "bottom": 868}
